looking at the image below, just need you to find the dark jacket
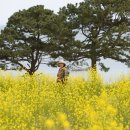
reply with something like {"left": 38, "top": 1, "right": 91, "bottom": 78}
{"left": 57, "top": 67, "right": 68, "bottom": 83}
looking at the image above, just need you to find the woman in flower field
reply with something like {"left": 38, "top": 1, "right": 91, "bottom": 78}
{"left": 57, "top": 60, "right": 69, "bottom": 84}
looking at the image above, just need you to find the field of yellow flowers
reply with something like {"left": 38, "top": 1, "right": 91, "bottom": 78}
{"left": 0, "top": 70, "right": 130, "bottom": 130}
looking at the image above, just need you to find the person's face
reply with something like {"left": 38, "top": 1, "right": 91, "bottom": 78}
{"left": 59, "top": 63, "right": 64, "bottom": 68}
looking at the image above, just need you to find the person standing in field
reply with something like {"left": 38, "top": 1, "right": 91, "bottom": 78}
{"left": 57, "top": 60, "right": 69, "bottom": 84}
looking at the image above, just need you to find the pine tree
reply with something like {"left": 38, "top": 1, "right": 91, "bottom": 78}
{"left": 0, "top": 5, "right": 56, "bottom": 74}
{"left": 51, "top": 0, "right": 130, "bottom": 71}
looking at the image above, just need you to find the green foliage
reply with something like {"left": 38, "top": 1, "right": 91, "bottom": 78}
{"left": 0, "top": 5, "right": 56, "bottom": 74}
{"left": 0, "top": 1, "right": 130, "bottom": 73}
{"left": 48, "top": 10, "right": 82, "bottom": 62}
{"left": 51, "top": 0, "right": 130, "bottom": 71}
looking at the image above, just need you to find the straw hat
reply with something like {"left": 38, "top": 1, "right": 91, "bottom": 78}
{"left": 58, "top": 60, "right": 66, "bottom": 65}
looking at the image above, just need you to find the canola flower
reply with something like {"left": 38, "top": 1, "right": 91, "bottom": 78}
{"left": 45, "top": 119, "right": 55, "bottom": 129}
{"left": 0, "top": 69, "right": 129, "bottom": 130}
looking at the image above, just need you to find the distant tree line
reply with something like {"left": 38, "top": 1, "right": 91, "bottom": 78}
{"left": 0, "top": 0, "right": 130, "bottom": 75}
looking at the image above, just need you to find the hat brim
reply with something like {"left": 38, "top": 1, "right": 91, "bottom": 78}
{"left": 58, "top": 62, "right": 66, "bottom": 65}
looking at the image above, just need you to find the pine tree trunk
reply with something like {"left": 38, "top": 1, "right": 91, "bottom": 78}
{"left": 91, "top": 42, "right": 97, "bottom": 70}
{"left": 91, "top": 56, "right": 96, "bottom": 69}
{"left": 29, "top": 71, "right": 34, "bottom": 75}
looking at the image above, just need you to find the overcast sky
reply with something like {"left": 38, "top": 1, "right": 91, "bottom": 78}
{"left": 0, "top": 0, "right": 83, "bottom": 25}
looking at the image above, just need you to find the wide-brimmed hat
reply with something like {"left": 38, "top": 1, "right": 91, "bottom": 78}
{"left": 58, "top": 60, "right": 66, "bottom": 65}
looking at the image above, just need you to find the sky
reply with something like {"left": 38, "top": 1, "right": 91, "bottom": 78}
{"left": 0, "top": 0, "right": 130, "bottom": 80}
{"left": 0, "top": 0, "right": 83, "bottom": 25}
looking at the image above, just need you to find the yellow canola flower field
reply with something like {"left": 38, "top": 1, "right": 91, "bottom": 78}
{"left": 0, "top": 69, "right": 130, "bottom": 130}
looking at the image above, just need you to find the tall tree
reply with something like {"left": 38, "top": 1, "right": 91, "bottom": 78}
{"left": 50, "top": 0, "right": 130, "bottom": 71}
{"left": 0, "top": 5, "right": 56, "bottom": 74}
{"left": 47, "top": 6, "right": 85, "bottom": 67}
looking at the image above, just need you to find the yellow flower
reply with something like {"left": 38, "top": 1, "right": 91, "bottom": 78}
{"left": 57, "top": 112, "right": 67, "bottom": 122}
{"left": 107, "top": 105, "right": 117, "bottom": 116}
{"left": 0, "top": 69, "right": 130, "bottom": 129}
{"left": 45, "top": 119, "right": 55, "bottom": 129}
{"left": 80, "top": 128, "right": 84, "bottom": 130}
{"left": 110, "top": 120, "right": 117, "bottom": 128}
{"left": 97, "top": 99, "right": 107, "bottom": 107}
{"left": 63, "top": 120, "right": 70, "bottom": 129}
{"left": 91, "top": 125, "right": 102, "bottom": 130}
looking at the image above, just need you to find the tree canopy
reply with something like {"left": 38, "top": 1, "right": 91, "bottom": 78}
{"left": 50, "top": 0, "right": 130, "bottom": 71}
{"left": 0, "top": 5, "right": 56, "bottom": 74}
{"left": 0, "top": 1, "right": 130, "bottom": 73}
